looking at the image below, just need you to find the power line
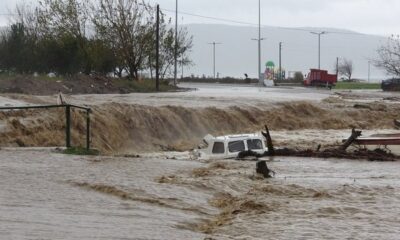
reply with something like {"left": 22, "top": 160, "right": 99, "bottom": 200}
{"left": 161, "top": 8, "right": 258, "bottom": 26}
{"left": 160, "top": 8, "right": 368, "bottom": 36}
{"left": 0, "top": 10, "right": 375, "bottom": 36}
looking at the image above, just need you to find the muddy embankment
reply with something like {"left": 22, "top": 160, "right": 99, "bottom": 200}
{"left": 0, "top": 101, "right": 398, "bottom": 153}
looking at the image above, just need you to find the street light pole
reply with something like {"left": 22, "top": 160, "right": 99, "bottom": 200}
{"left": 279, "top": 42, "right": 282, "bottom": 81}
{"left": 310, "top": 31, "right": 327, "bottom": 69}
{"left": 368, "top": 60, "right": 371, "bottom": 83}
{"left": 208, "top": 42, "right": 222, "bottom": 79}
{"left": 156, "top": 5, "right": 160, "bottom": 91}
{"left": 251, "top": 0, "right": 265, "bottom": 84}
{"left": 258, "top": 0, "right": 261, "bottom": 84}
{"left": 174, "top": 0, "right": 178, "bottom": 86}
{"left": 336, "top": 57, "right": 339, "bottom": 76}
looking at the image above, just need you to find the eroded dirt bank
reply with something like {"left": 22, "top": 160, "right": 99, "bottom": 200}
{"left": 0, "top": 100, "right": 399, "bottom": 153}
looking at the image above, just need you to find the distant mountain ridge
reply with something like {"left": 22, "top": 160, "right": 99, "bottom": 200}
{"left": 184, "top": 24, "right": 388, "bottom": 81}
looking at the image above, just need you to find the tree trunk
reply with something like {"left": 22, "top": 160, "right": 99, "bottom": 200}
{"left": 340, "top": 128, "right": 362, "bottom": 151}
{"left": 262, "top": 125, "right": 275, "bottom": 156}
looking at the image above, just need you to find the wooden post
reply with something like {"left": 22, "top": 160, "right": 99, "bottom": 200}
{"left": 65, "top": 105, "right": 71, "bottom": 148}
{"left": 86, "top": 109, "right": 91, "bottom": 150}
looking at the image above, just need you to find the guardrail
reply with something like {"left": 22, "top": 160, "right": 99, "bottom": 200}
{"left": 0, "top": 104, "right": 92, "bottom": 150}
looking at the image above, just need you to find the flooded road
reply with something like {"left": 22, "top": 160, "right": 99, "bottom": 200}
{"left": 1, "top": 149, "right": 400, "bottom": 239}
{"left": 4, "top": 83, "right": 398, "bottom": 109}
{"left": 27, "top": 83, "right": 333, "bottom": 109}
{"left": 1, "top": 83, "right": 399, "bottom": 239}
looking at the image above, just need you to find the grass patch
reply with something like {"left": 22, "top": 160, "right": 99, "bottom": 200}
{"left": 63, "top": 147, "right": 100, "bottom": 156}
{"left": 334, "top": 82, "right": 381, "bottom": 90}
{"left": 0, "top": 72, "right": 64, "bottom": 82}
{"left": 114, "top": 78, "right": 178, "bottom": 92}
{"left": 0, "top": 71, "right": 17, "bottom": 78}
{"left": 0, "top": 72, "right": 181, "bottom": 94}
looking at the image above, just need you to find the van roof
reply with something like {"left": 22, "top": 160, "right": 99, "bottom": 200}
{"left": 213, "top": 134, "right": 262, "bottom": 141}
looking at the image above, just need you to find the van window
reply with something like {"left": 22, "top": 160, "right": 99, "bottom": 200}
{"left": 228, "top": 141, "right": 245, "bottom": 152}
{"left": 247, "top": 139, "right": 263, "bottom": 150}
{"left": 212, "top": 142, "right": 225, "bottom": 154}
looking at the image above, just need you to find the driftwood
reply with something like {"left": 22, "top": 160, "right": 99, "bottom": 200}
{"left": 261, "top": 125, "right": 275, "bottom": 156}
{"left": 395, "top": 119, "right": 400, "bottom": 129}
{"left": 256, "top": 161, "right": 275, "bottom": 178}
{"left": 237, "top": 126, "right": 399, "bottom": 162}
{"left": 340, "top": 128, "right": 362, "bottom": 151}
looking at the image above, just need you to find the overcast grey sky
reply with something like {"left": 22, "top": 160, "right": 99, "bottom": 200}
{"left": 0, "top": 0, "right": 399, "bottom": 35}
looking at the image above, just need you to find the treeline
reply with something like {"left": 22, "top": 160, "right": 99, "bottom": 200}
{"left": 0, "top": 0, "right": 192, "bottom": 80}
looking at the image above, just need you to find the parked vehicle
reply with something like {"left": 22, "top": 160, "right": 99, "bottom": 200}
{"left": 304, "top": 69, "right": 337, "bottom": 88}
{"left": 191, "top": 134, "right": 268, "bottom": 160}
{"left": 381, "top": 78, "right": 400, "bottom": 91}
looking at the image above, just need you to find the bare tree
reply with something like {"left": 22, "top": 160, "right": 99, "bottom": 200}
{"left": 2, "top": 0, "right": 193, "bottom": 78}
{"left": 35, "top": 0, "right": 92, "bottom": 73}
{"left": 36, "top": 0, "right": 89, "bottom": 39}
{"left": 93, "top": 0, "right": 154, "bottom": 80}
{"left": 338, "top": 58, "right": 354, "bottom": 81}
{"left": 376, "top": 35, "right": 400, "bottom": 77}
{"left": 147, "top": 16, "right": 193, "bottom": 80}
{"left": 162, "top": 27, "right": 193, "bottom": 79}
{"left": 11, "top": 3, "right": 40, "bottom": 38}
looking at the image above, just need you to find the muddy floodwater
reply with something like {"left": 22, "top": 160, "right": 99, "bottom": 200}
{"left": 21, "top": 83, "right": 334, "bottom": 108}
{"left": 1, "top": 149, "right": 400, "bottom": 240}
{"left": 1, "top": 84, "right": 400, "bottom": 239}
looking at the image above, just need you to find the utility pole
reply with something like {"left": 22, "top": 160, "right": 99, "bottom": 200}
{"left": 257, "top": 0, "right": 263, "bottom": 84}
{"left": 173, "top": 0, "right": 178, "bottom": 86}
{"left": 336, "top": 57, "right": 339, "bottom": 76}
{"left": 181, "top": 55, "right": 184, "bottom": 79}
{"left": 208, "top": 42, "right": 222, "bottom": 79}
{"left": 310, "top": 31, "right": 327, "bottom": 69}
{"left": 258, "top": 0, "right": 261, "bottom": 84}
{"left": 155, "top": 5, "right": 160, "bottom": 91}
{"left": 251, "top": 0, "right": 265, "bottom": 85}
{"left": 368, "top": 60, "right": 371, "bottom": 83}
{"left": 251, "top": 37, "right": 265, "bottom": 82}
{"left": 279, "top": 42, "right": 282, "bottom": 81}
{"left": 180, "top": 15, "right": 184, "bottom": 80}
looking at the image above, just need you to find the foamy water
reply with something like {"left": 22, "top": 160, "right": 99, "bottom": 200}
{"left": 0, "top": 150, "right": 207, "bottom": 239}
{"left": 201, "top": 158, "right": 400, "bottom": 239}
{"left": 1, "top": 149, "right": 399, "bottom": 239}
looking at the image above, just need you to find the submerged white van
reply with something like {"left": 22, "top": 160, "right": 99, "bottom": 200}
{"left": 192, "top": 134, "right": 268, "bottom": 160}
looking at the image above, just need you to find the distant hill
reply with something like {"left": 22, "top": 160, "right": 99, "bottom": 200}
{"left": 184, "top": 24, "right": 389, "bottom": 81}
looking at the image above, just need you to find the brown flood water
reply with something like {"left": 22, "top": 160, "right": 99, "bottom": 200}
{"left": 1, "top": 149, "right": 400, "bottom": 239}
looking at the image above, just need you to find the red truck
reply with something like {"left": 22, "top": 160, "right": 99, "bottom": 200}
{"left": 304, "top": 69, "right": 337, "bottom": 87}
